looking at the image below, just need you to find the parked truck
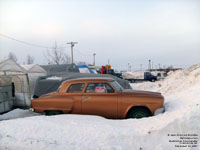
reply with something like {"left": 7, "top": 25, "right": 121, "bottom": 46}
{"left": 100, "top": 65, "right": 158, "bottom": 83}
{"left": 122, "top": 71, "right": 157, "bottom": 83}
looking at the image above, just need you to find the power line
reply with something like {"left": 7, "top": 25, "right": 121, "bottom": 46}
{"left": 0, "top": 33, "right": 65, "bottom": 49}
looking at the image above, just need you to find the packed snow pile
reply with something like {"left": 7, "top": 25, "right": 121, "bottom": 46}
{"left": 122, "top": 71, "right": 144, "bottom": 79}
{"left": 158, "top": 64, "right": 200, "bottom": 94}
{"left": 0, "top": 64, "right": 200, "bottom": 150}
{"left": 132, "top": 64, "right": 200, "bottom": 94}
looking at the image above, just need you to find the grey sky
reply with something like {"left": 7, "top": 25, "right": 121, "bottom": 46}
{"left": 0, "top": 0, "right": 199, "bottom": 70}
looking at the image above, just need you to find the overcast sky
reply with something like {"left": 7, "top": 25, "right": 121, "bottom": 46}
{"left": 0, "top": 0, "right": 199, "bottom": 70}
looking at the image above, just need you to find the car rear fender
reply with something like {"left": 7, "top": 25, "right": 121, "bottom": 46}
{"left": 32, "top": 97, "right": 74, "bottom": 113}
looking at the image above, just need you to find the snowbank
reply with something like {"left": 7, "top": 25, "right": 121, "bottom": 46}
{"left": 0, "top": 105, "right": 199, "bottom": 150}
{"left": 0, "top": 109, "right": 40, "bottom": 121}
{"left": 0, "top": 64, "right": 200, "bottom": 150}
{"left": 131, "top": 64, "right": 200, "bottom": 94}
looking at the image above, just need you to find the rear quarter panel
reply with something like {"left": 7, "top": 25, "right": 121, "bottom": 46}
{"left": 31, "top": 94, "right": 74, "bottom": 113}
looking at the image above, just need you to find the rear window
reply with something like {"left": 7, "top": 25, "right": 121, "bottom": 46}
{"left": 67, "top": 83, "right": 85, "bottom": 93}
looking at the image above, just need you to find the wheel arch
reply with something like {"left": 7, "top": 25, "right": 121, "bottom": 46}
{"left": 125, "top": 105, "right": 152, "bottom": 119}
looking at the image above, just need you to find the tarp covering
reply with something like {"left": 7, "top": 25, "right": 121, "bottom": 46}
{"left": 33, "top": 73, "right": 131, "bottom": 98}
{"left": 40, "top": 64, "right": 79, "bottom": 75}
{"left": 21, "top": 64, "right": 47, "bottom": 96}
{"left": 77, "top": 65, "right": 95, "bottom": 74}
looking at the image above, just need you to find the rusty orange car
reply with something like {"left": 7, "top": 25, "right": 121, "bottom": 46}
{"left": 31, "top": 77, "right": 165, "bottom": 119}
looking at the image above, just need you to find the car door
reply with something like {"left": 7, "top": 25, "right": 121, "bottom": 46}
{"left": 82, "top": 82, "right": 118, "bottom": 119}
{"left": 62, "top": 83, "right": 85, "bottom": 114}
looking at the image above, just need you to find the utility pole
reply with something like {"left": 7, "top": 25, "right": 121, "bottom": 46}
{"left": 93, "top": 53, "right": 96, "bottom": 66}
{"left": 148, "top": 59, "right": 151, "bottom": 70}
{"left": 158, "top": 63, "right": 161, "bottom": 69}
{"left": 67, "top": 42, "right": 78, "bottom": 64}
{"left": 128, "top": 63, "right": 130, "bottom": 72}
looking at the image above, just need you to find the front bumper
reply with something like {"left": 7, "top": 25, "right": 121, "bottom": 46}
{"left": 154, "top": 106, "right": 165, "bottom": 115}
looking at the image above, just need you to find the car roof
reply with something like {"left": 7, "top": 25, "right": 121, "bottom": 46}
{"left": 63, "top": 77, "right": 115, "bottom": 83}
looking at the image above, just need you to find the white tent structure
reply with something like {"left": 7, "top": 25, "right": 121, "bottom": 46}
{"left": 21, "top": 64, "right": 47, "bottom": 74}
{"left": 21, "top": 64, "right": 47, "bottom": 96}
{"left": 0, "top": 59, "right": 27, "bottom": 74}
{"left": 0, "top": 59, "right": 31, "bottom": 110}
{"left": 0, "top": 75, "right": 13, "bottom": 113}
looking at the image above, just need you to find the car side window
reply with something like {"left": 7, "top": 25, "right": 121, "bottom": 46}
{"left": 67, "top": 83, "right": 84, "bottom": 93}
{"left": 85, "top": 83, "right": 114, "bottom": 93}
{"left": 105, "top": 84, "right": 114, "bottom": 93}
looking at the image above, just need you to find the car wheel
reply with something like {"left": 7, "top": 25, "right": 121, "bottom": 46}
{"left": 45, "top": 110, "right": 62, "bottom": 116}
{"left": 127, "top": 107, "right": 151, "bottom": 119}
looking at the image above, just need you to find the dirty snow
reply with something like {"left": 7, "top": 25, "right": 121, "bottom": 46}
{"left": 0, "top": 109, "right": 40, "bottom": 121}
{"left": 46, "top": 76, "right": 62, "bottom": 80}
{"left": 0, "top": 64, "right": 200, "bottom": 150}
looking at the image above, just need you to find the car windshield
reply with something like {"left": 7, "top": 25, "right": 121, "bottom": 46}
{"left": 109, "top": 81, "right": 124, "bottom": 92}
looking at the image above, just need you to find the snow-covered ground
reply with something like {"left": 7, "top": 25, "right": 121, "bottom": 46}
{"left": 0, "top": 64, "right": 200, "bottom": 150}
{"left": 0, "top": 109, "right": 40, "bottom": 121}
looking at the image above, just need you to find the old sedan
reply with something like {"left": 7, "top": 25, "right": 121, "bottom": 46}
{"left": 31, "top": 77, "right": 164, "bottom": 119}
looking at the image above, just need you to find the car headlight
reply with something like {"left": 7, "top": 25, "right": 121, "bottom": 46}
{"left": 154, "top": 107, "right": 165, "bottom": 115}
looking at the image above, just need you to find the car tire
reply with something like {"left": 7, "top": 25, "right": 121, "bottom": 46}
{"left": 127, "top": 107, "right": 151, "bottom": 119}
{"left": 45, "top": 110, "right": 63, "bottom": 116}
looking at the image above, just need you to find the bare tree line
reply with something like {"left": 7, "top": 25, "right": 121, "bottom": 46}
{"left": 7, "top": 41, "right": 86, "bottom": 65}
{"left": 26, "top": 54, "right": 34, "bottom": 64}
{"left": 44, "top": 41, "right": 71, "bottom": 65}
{"left": 8, "top": 52, "right": 18, "bottom": 62}
{"left": 8, "top": 52, "right": 35, "bottom": 64}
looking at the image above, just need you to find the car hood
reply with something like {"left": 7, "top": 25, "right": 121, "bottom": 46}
{"left": 121, "top": 89, "right": 163, "bottom": 98}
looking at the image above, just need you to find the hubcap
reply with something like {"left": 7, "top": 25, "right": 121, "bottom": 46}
{"left": 134, "top": 111, "right": 147, "bottom": 118}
